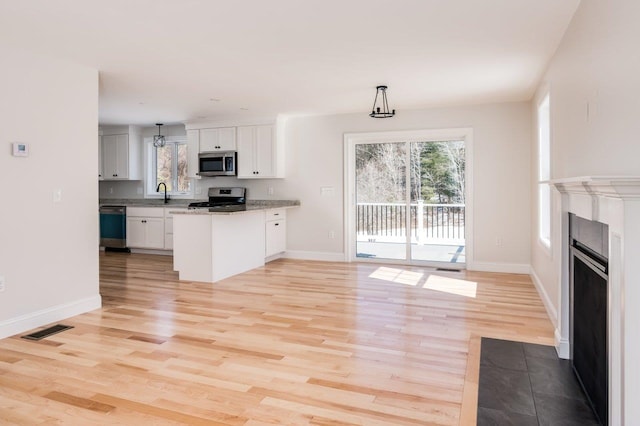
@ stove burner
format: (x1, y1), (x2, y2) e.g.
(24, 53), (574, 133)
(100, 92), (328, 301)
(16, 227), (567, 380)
(188, 187), (247, 211)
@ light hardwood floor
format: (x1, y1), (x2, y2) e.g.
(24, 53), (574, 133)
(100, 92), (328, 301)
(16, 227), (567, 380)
(0, 253), (554, 425)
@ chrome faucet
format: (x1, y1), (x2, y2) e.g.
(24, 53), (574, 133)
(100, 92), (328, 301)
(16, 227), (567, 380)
(156, 182), (169, 204)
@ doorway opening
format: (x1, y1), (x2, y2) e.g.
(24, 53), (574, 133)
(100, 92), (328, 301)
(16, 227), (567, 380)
(345, 129), (472, 267)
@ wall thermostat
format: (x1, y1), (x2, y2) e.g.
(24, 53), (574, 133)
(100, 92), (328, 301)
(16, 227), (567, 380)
(12, 142), (29, 157)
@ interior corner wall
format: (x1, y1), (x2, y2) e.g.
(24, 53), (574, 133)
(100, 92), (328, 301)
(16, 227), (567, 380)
(530, 0), (640, 326)
(530, 0), (640, 419)
(256, 103), (532, 267)
(0, 46), (100, 339)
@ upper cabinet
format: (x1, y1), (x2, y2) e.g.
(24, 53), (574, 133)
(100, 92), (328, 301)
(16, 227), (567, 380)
(199, 127), (236, 152)
(237, 124), (284, 179)
(102, 134), (129, 179)
(100, 125), (142, 181)
(184, 120), (285, 179)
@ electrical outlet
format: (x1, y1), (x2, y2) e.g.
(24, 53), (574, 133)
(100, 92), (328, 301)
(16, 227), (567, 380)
(268, 187), (274, 196)
(328, 231), (335, 239)
(0, 276), (5, 292)
(109, 187), (114, 194)
(136, 187), (143, 195)
(53, 189), (62, 203)
(496, 237), (503, 246)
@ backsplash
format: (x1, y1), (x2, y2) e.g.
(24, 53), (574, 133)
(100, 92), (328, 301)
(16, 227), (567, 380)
(99, 177), (291, 200)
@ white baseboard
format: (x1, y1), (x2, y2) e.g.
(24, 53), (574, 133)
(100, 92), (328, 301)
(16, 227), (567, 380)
(466, 261), (530, 274)
(555, 328), (570, 359)
(0, 295), (102, 340)
(283, 250), (346, 262)
(265, 252), (284, 263)
(529, 267), (567, 358)
(130, 248), (172, 256)
(529, 267), (558, 328)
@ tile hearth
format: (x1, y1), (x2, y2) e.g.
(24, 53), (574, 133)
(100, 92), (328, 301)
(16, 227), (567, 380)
(477, 338), (599, 425)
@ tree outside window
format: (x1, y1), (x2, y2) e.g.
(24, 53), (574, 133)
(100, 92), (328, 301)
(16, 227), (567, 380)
(154, 141), (191, 194)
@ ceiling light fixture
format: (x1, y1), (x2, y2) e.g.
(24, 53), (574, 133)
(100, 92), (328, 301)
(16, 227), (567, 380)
(369, 85), (395, 118)
(153, 123), (166, 148)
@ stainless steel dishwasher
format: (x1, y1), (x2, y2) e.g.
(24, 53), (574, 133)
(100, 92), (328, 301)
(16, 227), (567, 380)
(99, 205), (130, 252)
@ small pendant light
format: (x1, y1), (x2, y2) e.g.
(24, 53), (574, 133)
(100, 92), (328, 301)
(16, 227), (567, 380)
(369, 85), (396, 118)
(153, 123), (166, 148)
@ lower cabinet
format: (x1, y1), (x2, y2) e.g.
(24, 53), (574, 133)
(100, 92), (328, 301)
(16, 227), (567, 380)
(164, 208), (188, 250)
(126, 207), (165, 249)
(265, 209), (286, 257)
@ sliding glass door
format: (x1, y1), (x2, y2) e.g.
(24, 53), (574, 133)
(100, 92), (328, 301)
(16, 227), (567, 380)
(354, 139), (466, 266)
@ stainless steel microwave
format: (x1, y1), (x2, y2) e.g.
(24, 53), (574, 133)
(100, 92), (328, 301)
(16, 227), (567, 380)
(198, 151), (237, 176)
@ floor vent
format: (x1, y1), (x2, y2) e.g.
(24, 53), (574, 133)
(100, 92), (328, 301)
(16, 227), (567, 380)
(435, 267), (462, 272)
(21, 324), (74, 341)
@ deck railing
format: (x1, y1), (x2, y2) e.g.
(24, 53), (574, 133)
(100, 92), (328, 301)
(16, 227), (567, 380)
(356, 202), (465, 241)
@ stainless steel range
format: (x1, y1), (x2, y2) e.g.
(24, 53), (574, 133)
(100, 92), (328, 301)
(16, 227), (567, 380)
(188, 187), (247, 212)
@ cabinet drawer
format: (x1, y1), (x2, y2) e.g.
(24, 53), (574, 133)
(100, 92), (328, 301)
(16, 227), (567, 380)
(127, 207), (165, 218)
(266, 209), (286, 221)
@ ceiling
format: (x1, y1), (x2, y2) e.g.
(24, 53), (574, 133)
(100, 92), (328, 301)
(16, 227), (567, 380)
(0, 0), (580, 125)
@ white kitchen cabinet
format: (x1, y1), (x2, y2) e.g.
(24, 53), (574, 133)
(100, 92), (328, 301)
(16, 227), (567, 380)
(173, 211), (266, 282)
(101, 125), (142, 180)
(164, 207), (188, 250)
(265, 209), (286, 258)
(186, 129), (200, 179)
(199, 127), (236, 152)
(102, 134), (128, 179)
(126, 207), (165, 249)
(237, 124), (283, 179)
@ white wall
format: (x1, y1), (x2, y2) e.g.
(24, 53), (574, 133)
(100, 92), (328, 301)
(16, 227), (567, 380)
(531, 0), (640, 420)
(0, 46), (100, 338)
(531, 0), (640, 324)
(275, 105), (532, 266)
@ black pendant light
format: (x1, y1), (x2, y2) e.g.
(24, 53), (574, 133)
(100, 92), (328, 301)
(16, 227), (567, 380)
(153, 123), (166, 148)
(369, 85), (396, 118)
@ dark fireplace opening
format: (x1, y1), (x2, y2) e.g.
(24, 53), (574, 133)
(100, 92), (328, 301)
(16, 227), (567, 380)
(570, 214), (608, 425)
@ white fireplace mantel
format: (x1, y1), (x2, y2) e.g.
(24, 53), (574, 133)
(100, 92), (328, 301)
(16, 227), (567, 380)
(551, 176), (640, 425)
(553, 175), (640, 199)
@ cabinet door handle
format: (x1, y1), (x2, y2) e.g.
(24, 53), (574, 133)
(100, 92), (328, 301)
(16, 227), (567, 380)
(274, 223), (279, 226)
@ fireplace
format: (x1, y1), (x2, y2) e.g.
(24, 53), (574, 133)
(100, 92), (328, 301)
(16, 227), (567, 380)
(552, 176), (640, 425)
(570, 214), (608, 425)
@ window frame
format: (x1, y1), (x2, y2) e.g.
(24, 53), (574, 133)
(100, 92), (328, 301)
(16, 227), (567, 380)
(537, 92), (551, 251)
(144, 136), (193, 199)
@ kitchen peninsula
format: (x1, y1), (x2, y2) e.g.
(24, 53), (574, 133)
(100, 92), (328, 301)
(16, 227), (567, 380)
(172, 200), (298, 283)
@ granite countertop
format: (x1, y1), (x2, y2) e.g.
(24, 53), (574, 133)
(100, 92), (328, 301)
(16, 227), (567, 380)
(99, 199), (300, 212)
(170, 200), (300, 215)
(99, 199), (199, 208)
